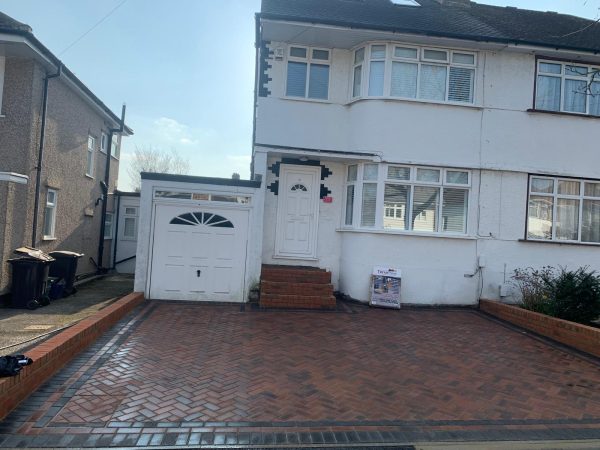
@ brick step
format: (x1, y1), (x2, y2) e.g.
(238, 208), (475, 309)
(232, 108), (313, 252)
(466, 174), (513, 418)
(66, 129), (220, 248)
(260, 293), (336, 310)
(260, 281), (333, 296)
(261, 270), (331, 284)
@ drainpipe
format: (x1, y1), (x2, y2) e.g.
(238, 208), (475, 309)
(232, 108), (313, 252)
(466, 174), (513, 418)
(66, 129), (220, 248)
(31, 65), (62, 247)
(111, 192), (121, 269)
(97, 103), (126, 272)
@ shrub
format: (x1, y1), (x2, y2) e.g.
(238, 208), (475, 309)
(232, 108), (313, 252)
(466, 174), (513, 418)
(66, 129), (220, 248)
(511, 266), (556, 316)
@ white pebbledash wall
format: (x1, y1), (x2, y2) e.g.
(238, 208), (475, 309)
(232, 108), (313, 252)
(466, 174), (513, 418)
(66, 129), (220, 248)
(254, 37), (600, 305)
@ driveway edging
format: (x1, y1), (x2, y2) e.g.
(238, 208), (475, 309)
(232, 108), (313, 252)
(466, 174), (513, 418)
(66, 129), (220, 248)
(0, 291), (144, 420)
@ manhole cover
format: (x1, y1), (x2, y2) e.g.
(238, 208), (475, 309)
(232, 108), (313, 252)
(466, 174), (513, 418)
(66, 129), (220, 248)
(24, 325), (53, 331)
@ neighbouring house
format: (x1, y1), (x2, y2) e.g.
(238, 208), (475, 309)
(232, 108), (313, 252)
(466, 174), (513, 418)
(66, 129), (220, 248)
(135, 0), (600, 306)
(0, 11), (132, 298)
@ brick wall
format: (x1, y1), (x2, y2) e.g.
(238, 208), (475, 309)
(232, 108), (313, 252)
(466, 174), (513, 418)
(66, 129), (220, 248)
(480, 299), (600, 358)
(0, 292), (144, 420)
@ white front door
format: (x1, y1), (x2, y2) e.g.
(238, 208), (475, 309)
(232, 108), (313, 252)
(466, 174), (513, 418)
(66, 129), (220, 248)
(275, 165), (320, 258)
(149, 204), (249, 302)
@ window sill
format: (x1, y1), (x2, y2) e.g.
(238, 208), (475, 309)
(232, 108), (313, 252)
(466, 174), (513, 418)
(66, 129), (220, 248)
(527, 109), (600, 120)
(346, 96), (483, 110)
(337, 228), (476, 240)
(111, 155), (120, 161)
(42, 237), (56, 241)
(282, 96), (333, 105)
(519, 238), (600, 248)
(85, 174), (94, 180)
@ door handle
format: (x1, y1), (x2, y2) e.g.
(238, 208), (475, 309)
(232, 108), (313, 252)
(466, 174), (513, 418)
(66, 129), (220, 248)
(196, 270), (201, 277)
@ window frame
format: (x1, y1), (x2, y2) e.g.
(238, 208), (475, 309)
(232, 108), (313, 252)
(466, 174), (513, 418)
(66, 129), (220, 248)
(342, 163), (471, 235)
(43, 189), (57, 240)
(526, 174), (600, 245)
(285, 45), (332, 101)
(86, 135), (96, 178)
(100, 132), (108, 154)
(122, 206), (139, 240)
(111, 134), (120, 160)
(104, 212), (114, 239)
(350, 42), (477, 105)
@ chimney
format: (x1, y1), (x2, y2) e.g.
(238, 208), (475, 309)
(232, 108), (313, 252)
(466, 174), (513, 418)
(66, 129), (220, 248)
(433, 0), (471, 6)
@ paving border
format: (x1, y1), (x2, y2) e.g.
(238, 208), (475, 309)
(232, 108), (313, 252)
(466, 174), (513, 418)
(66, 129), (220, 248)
(0, 292), (144, 421)
(480, 299), (600, 358)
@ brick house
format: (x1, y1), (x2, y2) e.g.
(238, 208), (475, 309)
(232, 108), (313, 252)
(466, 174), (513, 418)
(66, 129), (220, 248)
(0, 11), (132, 297)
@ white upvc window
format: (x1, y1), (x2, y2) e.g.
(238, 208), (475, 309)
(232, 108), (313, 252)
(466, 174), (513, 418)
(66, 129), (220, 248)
(535, 59), (600, 116)
(286, 46), (330, 100)
(0, 56), (5, 115)
(104, 212), (114, 239)
(86, 135), (95, 177)
(527, 175), (600, 244)
(43, 189), (57, 239)
(344, 163), (471, 234)
(111, 134), (120, 159)
(122, 206), (138, 240)
(100, 132), (108, 154)
(352, 43), (476, 104)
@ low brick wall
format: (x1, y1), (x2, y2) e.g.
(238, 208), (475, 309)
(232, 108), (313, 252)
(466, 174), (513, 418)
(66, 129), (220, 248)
(0, 292), (145, 420)
(480, 299), (600, 358)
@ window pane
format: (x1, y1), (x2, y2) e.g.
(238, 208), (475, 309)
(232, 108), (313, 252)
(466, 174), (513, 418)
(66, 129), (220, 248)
(387, 166), (410, 180)
(565, 65), (587, 76)
(590, 81), (600, 115)
(412, 186), (439, 232)
(353, 65), (362, 97)
(582, 199), (600, 243)
(442, 188), (468, 233)
(452, 53), (475, 65)
(383, 184), (410, 230)
(585, 182), (600, 197)
(536, 75), (561, 111)
(531, 178), (554, 193)
(555, 198), (579, 240)
(446, 170), (469, 185)
(558, 180), (580, 195)
(423, 49), (447, 61)
(391, 62), (417, 98)
(347, 165), (357, 182)
(43, 207), (54, 237)
(290, 47), (307, 58)
(125, 207), (137, 215)
(354, 48), (365, 64)
(416, 168), (440, 182)
(368, 61), (385, 96)
(87, 150), (94, 176)
(308, 64), (329, 99)
(448, 67), (474, 103)
(312, 49), (329, 60)
(345, 185), (355, 226)
(564, 79), (587, 113)
(124, 217), (136, 238)
(47, 190), (56, 204)
(371, 45), (386, 59)
(361, 183), (378, 227)
(286, 62), (307, 97)
(528, 195), (553, 239)
(539, 62), (562, 74)
(419, 65), (447, 101)
(394, 46), (417, 59)
(363, 164), (379, 180)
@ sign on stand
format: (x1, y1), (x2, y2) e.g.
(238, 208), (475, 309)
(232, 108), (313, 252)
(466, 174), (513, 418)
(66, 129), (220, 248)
(370, 266), (401, 309)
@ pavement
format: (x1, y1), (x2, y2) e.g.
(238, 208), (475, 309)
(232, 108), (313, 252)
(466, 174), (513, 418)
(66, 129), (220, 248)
(0, 301), (600, 448)
(0, 274), (134, 354)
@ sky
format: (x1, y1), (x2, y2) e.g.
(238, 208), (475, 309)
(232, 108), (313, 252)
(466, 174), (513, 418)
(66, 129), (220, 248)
(0, 0), (598, 190)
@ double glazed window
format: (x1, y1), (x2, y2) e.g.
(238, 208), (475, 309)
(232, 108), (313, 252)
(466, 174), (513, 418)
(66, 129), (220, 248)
(345, 164), (470, 234)
(528, 176), (600, 244)
(353, 44), (476, 104)
(43, 189), (57, 239)
(104, 213), (114, 239)
(123, 207), (138, 240)
(86, 135), (95, 177)
(535, 60), (600, 115)
(286, 46), (330, 100)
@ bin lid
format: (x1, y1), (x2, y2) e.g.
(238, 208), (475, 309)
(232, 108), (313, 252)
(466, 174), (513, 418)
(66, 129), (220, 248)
(14, 246), (54, 262)
(7, 256), (53, 264)
(48, 250), (84, 258)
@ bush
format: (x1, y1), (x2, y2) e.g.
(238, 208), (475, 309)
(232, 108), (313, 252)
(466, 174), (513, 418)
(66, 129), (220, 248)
(511, 266), (600, 325)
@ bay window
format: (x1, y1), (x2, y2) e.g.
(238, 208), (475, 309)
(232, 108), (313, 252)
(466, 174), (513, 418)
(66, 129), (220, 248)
(528, 175), (600, 244)
(286, 46), (330, 100)
(535, 59), (600, 115)
(344, 164), (470, 234)
(352, 44), (476, 104)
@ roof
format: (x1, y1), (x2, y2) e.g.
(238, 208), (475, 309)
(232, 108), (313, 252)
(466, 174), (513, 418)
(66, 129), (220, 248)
(260, 0), (600, 54)
(141, 172), (262, 188)
(0, 11), (132, 134)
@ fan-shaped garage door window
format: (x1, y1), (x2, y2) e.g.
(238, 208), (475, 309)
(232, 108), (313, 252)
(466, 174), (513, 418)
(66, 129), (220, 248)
(291, 184), (308, 192)
(170, 212), (234, 228)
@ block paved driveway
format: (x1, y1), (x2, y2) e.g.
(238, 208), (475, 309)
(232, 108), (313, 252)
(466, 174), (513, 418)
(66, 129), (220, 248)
(1, 301), (600, 448)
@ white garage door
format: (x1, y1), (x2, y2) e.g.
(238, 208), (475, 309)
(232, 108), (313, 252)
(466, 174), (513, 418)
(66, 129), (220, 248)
(149, 204), (249, 302)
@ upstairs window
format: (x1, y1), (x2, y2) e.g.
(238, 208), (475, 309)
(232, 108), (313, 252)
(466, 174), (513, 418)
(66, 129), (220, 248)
(100, 132), (108, 154)
(111, 134), (120, 159)
(86, 135), (95, 177)
(43, 189), (57, 239)
(352, 44), (476, 104)
(286, 46), (330, 100)
(535, 59), (600, 116)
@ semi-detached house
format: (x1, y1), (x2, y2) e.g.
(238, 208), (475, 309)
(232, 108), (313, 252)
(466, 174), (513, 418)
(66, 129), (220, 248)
(135, 0), (600, 306)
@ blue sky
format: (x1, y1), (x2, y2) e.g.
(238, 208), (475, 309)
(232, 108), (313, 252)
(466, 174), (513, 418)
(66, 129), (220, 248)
(1, 0), (598, 190)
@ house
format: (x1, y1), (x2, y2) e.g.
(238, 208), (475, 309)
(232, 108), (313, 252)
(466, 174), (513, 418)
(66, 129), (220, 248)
(135, 0), (600, 306)
(0, 11), (132, 299)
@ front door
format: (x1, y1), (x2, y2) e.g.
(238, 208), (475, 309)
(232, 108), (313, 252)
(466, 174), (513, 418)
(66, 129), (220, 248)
(275, 165), (320, 258)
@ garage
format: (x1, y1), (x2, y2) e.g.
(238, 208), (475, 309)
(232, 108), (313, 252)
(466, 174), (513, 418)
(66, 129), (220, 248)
(135, 173), (264, 303)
